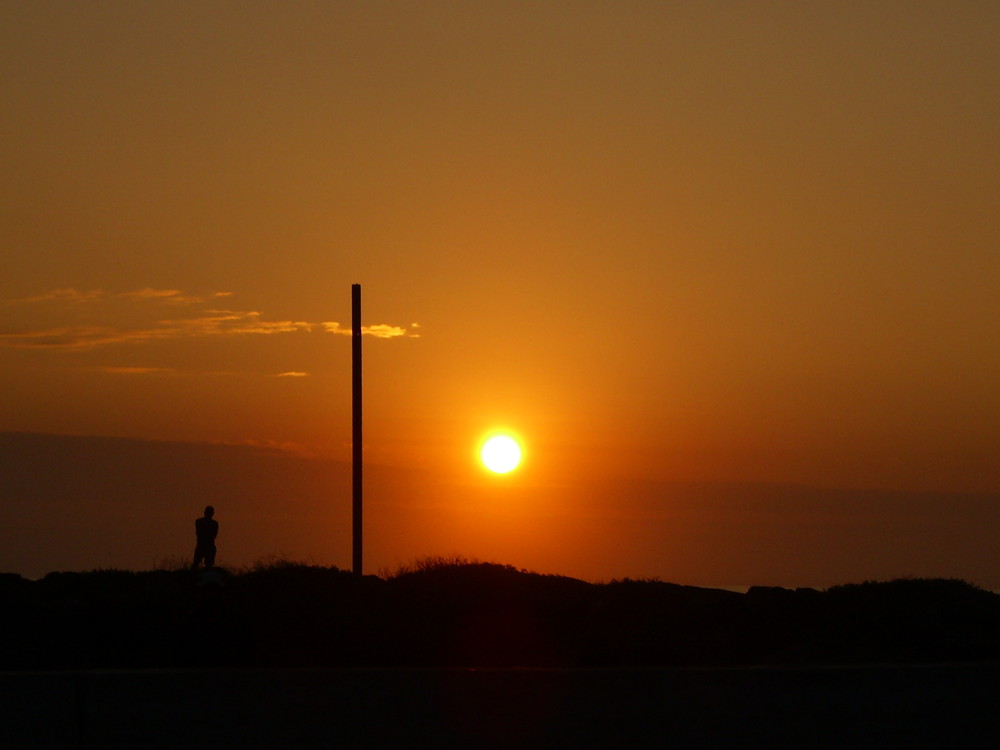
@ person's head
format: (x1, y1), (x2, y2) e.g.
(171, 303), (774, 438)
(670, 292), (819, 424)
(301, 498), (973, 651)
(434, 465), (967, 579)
(204, 506), (215, 518)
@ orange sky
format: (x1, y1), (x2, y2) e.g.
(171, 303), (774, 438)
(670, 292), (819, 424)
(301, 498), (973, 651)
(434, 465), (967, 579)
(2, 3), (999, 586)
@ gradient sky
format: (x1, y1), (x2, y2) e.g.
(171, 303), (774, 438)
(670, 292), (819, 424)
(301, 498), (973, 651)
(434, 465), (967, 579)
(3, 2), (999, 586)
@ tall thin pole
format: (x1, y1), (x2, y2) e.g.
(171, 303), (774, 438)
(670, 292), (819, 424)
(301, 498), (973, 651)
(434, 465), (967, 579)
(351, 283), (363, 575)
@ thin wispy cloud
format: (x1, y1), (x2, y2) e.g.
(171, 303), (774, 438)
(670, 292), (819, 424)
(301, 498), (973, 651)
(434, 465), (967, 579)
(98, 366), (175, 374)
(11, 288), (103, 304)
(12, 288), (235, 306)
(276, 371), (309, 377)
(0, 326), (138, 350)
(120, 288), (184, 301)
(120, 288), (233, 305)
(321, 322), (412, 339)
(1, 314), (311, 349)
(0, 288), (419, 349)
(158, 311), (314, 337)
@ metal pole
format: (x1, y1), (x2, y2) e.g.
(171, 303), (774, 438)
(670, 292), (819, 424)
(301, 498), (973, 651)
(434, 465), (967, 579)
(351, 283), (363, 575)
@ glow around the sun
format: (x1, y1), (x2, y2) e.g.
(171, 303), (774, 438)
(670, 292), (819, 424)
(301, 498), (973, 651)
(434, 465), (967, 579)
(480, 434), (523, 474)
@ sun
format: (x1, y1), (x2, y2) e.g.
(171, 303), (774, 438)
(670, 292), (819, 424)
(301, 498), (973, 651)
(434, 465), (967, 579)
(480, 434), (522, 474)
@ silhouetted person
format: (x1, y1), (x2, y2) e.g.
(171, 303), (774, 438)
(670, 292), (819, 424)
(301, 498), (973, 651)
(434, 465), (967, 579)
(193, 506), (219, 569)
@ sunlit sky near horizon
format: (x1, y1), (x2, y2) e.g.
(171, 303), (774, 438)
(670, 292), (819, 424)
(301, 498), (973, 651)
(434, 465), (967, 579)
(2, 2), (999, 586)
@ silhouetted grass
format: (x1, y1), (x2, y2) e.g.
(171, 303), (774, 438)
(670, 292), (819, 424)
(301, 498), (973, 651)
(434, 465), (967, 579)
(2, 560), (999, 669)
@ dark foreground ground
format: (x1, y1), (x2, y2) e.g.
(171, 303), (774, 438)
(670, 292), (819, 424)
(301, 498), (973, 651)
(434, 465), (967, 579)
(5, 565), (1000, 749)
(5, 562), (1000, 669)
(5, 563), (1000, 747)
(3, 664), (1000, 749)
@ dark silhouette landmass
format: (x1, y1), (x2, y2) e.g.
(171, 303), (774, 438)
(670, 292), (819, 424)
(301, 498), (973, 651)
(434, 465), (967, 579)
(2, 559), (999, 670)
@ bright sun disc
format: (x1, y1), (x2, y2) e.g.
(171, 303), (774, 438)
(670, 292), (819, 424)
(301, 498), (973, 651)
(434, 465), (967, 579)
(480, 435), (522, 474)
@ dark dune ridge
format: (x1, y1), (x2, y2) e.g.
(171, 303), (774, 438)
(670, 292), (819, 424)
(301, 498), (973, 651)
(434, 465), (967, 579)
(3, 560), (999, 670)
